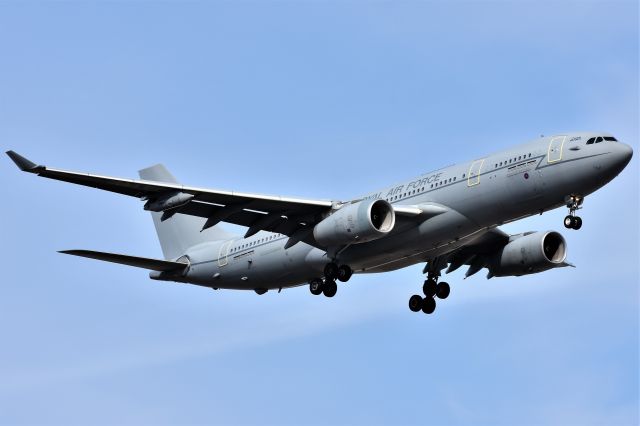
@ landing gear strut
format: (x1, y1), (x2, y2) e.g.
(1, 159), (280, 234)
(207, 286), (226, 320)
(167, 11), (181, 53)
(564, 195), (583, 230)
(309, 262), (353, 298)
(409, 268), (451, 315)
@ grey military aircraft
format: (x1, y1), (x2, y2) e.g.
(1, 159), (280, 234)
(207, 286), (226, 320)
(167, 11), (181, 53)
(6, 132), (633, 315)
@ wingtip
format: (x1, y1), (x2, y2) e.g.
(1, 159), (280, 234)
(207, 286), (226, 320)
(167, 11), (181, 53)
(59, 250), (81, 255)
(6, 150), (43, 172)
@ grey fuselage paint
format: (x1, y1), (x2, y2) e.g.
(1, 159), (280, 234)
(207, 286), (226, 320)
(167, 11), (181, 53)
(154, 132), (633, 291)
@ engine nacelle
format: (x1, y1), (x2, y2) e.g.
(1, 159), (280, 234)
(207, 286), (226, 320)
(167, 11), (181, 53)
(491, 231), (567, 277)
(313, 199), (395, 247)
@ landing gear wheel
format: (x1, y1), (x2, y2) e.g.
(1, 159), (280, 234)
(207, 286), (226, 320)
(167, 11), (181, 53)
(323, 280), (337, 298)
(564, 215), (575, 229)
(409, 295), (423, 312)
(422, 279), (437, 297)
(436, 282), (450, 299)
(324, 263), (339, 280)
(421, 297), (436, 314)
(309, 279), (323, 296)
(337, 265), (353, 282)
(573, 216), (582, 230)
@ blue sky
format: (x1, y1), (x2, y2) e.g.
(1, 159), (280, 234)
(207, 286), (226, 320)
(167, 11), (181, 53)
(0, 1), (637, 425)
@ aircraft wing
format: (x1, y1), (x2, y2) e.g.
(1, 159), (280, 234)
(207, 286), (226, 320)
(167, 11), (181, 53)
(441, 228), (510, 278)
(442, 228), (574, 279)
(6, 151), (335, 246)
(7, 151), (447, 249)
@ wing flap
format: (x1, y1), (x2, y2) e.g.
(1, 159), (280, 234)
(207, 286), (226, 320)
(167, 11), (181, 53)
(59, 250), (189, 272)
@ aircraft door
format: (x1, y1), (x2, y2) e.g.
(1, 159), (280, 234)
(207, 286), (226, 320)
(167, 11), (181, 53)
(217, 240), (233, 267)
(547, 135), (566, 163)
(467, 159), (484, 186)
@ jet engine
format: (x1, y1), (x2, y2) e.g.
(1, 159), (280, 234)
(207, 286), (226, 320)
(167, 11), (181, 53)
(313, 199), (395, 247)
(490, 231), (568, 277)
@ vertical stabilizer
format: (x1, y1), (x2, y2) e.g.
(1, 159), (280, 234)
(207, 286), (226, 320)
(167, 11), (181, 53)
(139, 164), (233, 259)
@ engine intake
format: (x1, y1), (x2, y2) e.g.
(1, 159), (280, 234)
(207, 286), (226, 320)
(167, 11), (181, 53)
(491, 231), (567, 277)
(313, 199), (395, 247)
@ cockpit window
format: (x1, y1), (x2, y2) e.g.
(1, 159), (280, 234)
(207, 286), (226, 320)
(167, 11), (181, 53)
(587, 136), (617, 144)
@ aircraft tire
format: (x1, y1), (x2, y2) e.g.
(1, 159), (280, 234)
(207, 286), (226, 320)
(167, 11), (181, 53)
(309, 279), (324, 296)
(421, 297), (436, 314)
(564, 215), (575, 229)
(323, 280), (337, 298)
(409, 295), (423, 312)
(324, 263), (339, 280)
(337, 265), (352, 282)
(436, 282), (450, 299)
(423, 279), (437, 297)
(573, 216), (582, 230)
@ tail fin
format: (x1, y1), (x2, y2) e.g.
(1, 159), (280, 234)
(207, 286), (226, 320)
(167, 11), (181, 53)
(139, 164), (233, 260)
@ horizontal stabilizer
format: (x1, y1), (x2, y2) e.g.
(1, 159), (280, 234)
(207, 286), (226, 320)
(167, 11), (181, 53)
(59, 249), (188, 272)
(6, 150), (42, 172)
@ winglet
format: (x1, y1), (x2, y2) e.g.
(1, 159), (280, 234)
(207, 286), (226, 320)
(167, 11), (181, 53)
(6, 151), (43, 173)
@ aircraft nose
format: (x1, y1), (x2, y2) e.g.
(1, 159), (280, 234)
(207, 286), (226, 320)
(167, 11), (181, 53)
(608, 142), (633, 176)
(618, 142), (633, 166)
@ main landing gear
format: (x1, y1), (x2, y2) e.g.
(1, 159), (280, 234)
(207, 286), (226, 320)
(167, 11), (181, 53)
(564, 195), (583, 230)
(309, 262), (353, 298)
(408, 274), (450, 315)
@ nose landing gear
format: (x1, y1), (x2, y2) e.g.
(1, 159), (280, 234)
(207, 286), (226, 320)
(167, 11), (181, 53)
(564, 195), (583, 230)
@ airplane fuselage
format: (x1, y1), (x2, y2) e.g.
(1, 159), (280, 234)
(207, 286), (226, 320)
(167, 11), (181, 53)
(167, 132), (632, 292)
